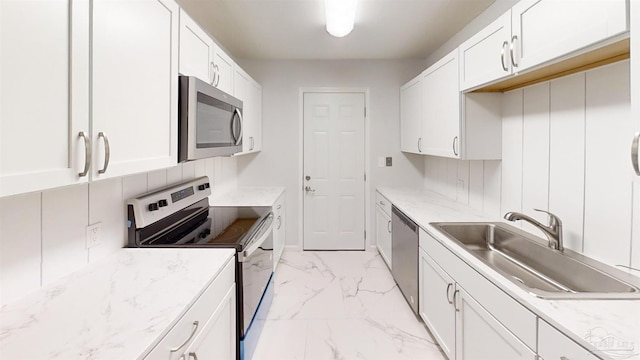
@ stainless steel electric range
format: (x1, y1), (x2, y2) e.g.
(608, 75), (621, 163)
(127, 176), (273, 360)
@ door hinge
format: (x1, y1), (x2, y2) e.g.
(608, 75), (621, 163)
(364, 230), (366, 240)
(364, 107), (366, 117)
(364, 173), (366, 182)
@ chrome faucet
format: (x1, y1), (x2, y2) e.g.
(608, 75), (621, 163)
(503, 209), (564, 251)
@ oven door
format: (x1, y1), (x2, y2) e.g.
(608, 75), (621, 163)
(238, 213), (274, 335)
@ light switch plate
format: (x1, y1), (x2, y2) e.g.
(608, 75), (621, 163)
(86, 222), (102, 249)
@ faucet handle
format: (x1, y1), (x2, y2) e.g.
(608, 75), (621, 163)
(533, 209), (562, 227)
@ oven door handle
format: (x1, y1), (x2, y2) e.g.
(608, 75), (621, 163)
(239, 213), (274, 262)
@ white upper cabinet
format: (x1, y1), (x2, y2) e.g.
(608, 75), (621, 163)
(233, 66), (262, 155)
(214, 45), (235, 95)
(422, 50), (461, 158)
(400, 73), (423, 154)
(460, 11), (513, 91)
(179, 9), (216, 84)
(512, 0), (627, 73)
(461, 0), (628, 92)
(92, 0), (179, 180)
(402, 49), (502, 160)
(0, 0), (90, 197)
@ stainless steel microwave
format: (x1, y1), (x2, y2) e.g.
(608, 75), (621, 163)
(178, 75), (243, 162)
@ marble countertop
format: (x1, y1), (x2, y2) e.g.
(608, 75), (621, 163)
(0, 248), (235, 360)
(377, 186), (640, 360)
(210, 186), (285, 207)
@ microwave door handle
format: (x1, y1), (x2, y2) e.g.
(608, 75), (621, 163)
(233, 108), (243, 146)
(240, 214), (274, 261)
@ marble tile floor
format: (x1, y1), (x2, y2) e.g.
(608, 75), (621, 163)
(252, 249), (446, 360)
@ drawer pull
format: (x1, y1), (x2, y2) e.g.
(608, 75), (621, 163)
(379, 200), (386, 206)
(170, 320), (199, 353)
(387, 220), (392, 234)
(189, 352), (199, 360)
(446, 283), (453, 304)
(453, 289), (460, 311)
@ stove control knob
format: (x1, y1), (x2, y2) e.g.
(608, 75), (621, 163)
(204, 228), (211, 235)
(198, 184), (206, 191)
(205, 182), (210, 188)
(148, 203), (159, 211)
(199, 232), (207, 239)
(158, 199), (168, 207)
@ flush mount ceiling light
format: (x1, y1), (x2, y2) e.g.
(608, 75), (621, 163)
(325, 0), (358, 37)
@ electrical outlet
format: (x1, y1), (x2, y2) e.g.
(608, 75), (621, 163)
(86, 222), (102, 249)
(378, 157), (385, 167)
(386, 157), (392, 166)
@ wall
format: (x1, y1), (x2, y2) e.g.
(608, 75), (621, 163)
(235, 59), (427, 249)
(424, 60), (640, 269)
(0, 157), (238, 305)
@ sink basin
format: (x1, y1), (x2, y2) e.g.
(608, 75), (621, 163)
(431, 222), (640, 299)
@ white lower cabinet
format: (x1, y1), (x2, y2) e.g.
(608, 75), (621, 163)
(538, 320), (599, 360)
(375, 202), (392, 269)
(456, 287), (536, 360)
(182, 286), (236, 360)
(145, 259), (236, 360)
(419, 249), (455, 358)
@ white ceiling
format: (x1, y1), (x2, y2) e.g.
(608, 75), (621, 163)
(176, 0), (496, 60)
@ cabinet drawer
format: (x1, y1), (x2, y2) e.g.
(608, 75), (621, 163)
(144, 258), (235, 360)
(420, 228), (537, 350)
(538, 320), (600, 360)
(375, 192), (391, 216)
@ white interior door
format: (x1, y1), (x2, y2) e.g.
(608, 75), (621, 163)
(303, 92), (365, 250)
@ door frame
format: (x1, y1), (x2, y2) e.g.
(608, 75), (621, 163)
(298, 88), (371, 250)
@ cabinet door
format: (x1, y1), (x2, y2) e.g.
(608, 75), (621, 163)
(213, 45), (234, 95)
(0, 0), (90, 197)
(512, 0), (627, 73)
(182, 285), (236, 360)
(92, 0), (179, 180)
(249, 78), (263, 152)
(179, 9), (215, 84)
(233, 66), (261, 154)
(538, 320), (599, 360)
(422, 49), (460, 158)
(375, 206), (392, 269)
(459, 11), (512, 91)
(632, 0), (640, 268)
(418, 248), (455, 359)
(400, 74), (423, 154)
(456, 288), (536, 360)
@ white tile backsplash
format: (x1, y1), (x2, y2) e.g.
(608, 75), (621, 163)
(424, 60), (637, 269)
(468, 161), (484, 211)
(0, 157), (239, 305)
(42, 184), (89, 285)
(0, 193), (42, 304)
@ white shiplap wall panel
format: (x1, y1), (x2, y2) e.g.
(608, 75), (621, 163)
(42, 184), (89, 285)
(548, 73), (585, 253)
(89, 178), (124, 263)
(147, 169), (168, 191)
(521, 83), (550, 235)
(583, 61), (633, 266)
(469, 161), (484, 211)
(166, 164), (183, 185)
(0, 193), (41, 305)
(500, 89), (524, 219)
(483, 160), (502, 218)
(457, 160), (470, 205)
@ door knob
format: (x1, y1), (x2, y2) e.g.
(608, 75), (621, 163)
(305, 186), (316, 193)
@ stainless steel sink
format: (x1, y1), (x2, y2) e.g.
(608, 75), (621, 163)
(431, 222), (640, 299)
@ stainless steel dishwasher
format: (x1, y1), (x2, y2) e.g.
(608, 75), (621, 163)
(391, 205), (419, 315)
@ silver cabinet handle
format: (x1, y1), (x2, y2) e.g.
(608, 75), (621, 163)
(446, 283), (453, 304)
(170, 321), (199, 353)
(500, 40), (509, 72)
(78, 132), (91, 177)
(560, 357), (569, 360)
(250, 136), (254, 151)
(305, 186), (316, 193)
(379, 200), (386, 206)
(277, 215), (282, 230)
(97, 132), (110, 174)
(387, 220), (392, 234)
(510, 35), (518, 68)
(418, 138), (422, 153)
(189, 352), (199, 360)
(209, 61), (216, 85)
(277, 204), (282, 210)
(452, 136), (459, 157)
(214, 64), (220, 87)
(632, 132), (640, 176)
(453, 289), (460, 311)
